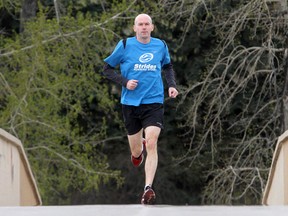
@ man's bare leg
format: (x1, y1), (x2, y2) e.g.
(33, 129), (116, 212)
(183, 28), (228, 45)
(144, 126), (161, 186)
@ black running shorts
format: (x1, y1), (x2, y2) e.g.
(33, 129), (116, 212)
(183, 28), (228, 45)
(122, 103), (164, 135)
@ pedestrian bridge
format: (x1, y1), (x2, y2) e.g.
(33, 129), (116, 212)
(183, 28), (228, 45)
(1, 128), (288, 215)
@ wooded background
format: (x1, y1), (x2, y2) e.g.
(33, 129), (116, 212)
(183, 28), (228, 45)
(1, 0), (288, 205)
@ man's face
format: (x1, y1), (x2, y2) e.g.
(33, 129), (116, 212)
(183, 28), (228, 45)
(133, 15), (154, 41)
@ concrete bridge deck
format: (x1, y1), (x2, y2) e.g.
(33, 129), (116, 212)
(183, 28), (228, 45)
(1, 205), (288, 216)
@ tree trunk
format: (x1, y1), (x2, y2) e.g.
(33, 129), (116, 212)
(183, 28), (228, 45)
(20, 0), (37, 32)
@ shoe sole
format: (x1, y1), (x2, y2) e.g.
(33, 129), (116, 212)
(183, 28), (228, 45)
(141, 189), (156, 205)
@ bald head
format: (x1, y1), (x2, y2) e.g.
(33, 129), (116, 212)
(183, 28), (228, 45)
(133, 13), (154, 43)
(134, 14), (153, 25)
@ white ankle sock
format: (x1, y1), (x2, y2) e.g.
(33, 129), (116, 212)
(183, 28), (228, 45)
(144, 184), (152, 191)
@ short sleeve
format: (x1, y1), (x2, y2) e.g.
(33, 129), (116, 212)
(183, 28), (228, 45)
(104, 40), (125, 67)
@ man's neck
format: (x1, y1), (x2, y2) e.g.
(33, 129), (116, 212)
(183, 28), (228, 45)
(136, 37), (151, 44)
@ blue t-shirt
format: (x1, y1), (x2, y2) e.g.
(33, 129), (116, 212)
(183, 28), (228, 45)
(104, 37), (171, 106)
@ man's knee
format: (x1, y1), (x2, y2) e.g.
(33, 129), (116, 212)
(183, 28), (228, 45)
(145, 138), (158, 152)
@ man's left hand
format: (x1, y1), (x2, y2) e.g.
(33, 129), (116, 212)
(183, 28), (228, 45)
(168, 87), (178, 98)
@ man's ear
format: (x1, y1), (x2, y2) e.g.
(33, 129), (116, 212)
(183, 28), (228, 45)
(133, 25), (136, 32)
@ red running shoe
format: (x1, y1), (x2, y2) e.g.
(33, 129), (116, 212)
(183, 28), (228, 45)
(131, 139), (146, 167)
(141, 186), (156, 205)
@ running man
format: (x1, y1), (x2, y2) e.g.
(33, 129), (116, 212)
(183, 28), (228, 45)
(102, 13), (178, 204)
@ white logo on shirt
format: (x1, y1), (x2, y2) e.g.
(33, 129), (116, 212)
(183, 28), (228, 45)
(139, 53), (154, 63)
(134, 64), (156, 71)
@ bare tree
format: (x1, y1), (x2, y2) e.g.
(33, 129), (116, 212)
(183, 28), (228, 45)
(158, 0), (288, 204)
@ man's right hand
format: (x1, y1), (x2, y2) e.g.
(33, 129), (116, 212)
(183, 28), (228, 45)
(126, 80), (139, 90)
